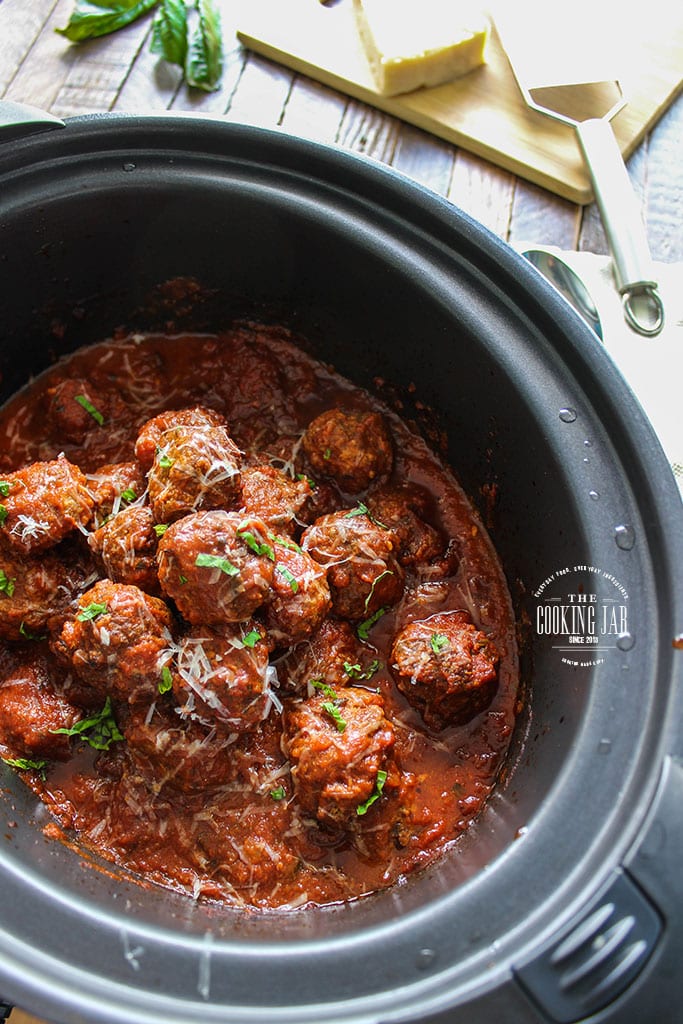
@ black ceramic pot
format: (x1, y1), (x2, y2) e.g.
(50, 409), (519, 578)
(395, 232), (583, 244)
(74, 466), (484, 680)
(0, 103), (681, 1024)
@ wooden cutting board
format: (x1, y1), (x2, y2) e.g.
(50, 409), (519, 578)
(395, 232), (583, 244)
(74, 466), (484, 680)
(236, 0), (683, 204)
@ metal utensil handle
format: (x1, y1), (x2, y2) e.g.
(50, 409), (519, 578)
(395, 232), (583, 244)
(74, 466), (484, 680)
(575, 117), (664, 336)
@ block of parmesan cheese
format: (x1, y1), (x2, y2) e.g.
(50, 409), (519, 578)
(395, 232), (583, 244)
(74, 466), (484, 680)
(353, 0), (489, 97)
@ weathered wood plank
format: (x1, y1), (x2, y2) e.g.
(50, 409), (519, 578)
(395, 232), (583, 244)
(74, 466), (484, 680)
(279, 74), (347, 144)
(508, 179), (580, 251)
(644, 93), (683, 263)
(223, 52), (292, 127)
(0, 0), (58, 96)
(449, 151), (515, 240)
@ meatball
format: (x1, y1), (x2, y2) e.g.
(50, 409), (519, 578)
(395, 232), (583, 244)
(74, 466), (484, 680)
(280, 618), (365, 695)
(0, 457), (94, 555)
(52, 580), (174, 706)
(147, 422), (242, 524)
(240, 464), (312, 537)
(302, 409), (393, 494)
(170, 623), (274, 733)
(283, 687), (395, 828)
(89, 505), (159, 593)
(0, 542), (97, 642)
(301, 508), (404, 620)
(264, 541), (331, 646)
(87, 461), (146, 528)
(366, 484), (445, 568)
(125, 701), (236, 793)
(390, 610), (499, 729)
(0, 651), (81, 762)
(46, 378), (110, 446)
(157, 511), (275, 625)
(134, 406), (228, 472)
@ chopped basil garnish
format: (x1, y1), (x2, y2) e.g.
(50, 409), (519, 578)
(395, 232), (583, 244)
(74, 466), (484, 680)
(321, 700), (346, 733)
(120, 487), (137, 503)
(153, 523), (168, 537)
(275, 564), (299, 593)
(0, 505), (8, 526)
(270, 785), (286, 801)
(268, 532), (302, 554)
(242, 628), (261, 649)
(310, 679), (337, 699)
(74, 393), (105, 425)
(430, 632), (450, 654)
(237, 527), (275, 561)
(296, 473), (316, 489)
(157, 451), (174, 469)
(195, 552), (239, 576)
(158, 665), (173, 694)
(344, 659), (381, 681)
(356, 769), (387, 816)
(52, 696), (123, 751)
(2, 756), (48, 780)
(345, 502), (387, 529)
(357, 606), (387, 642)
(0, 482), (11, 497)
(0, 570), (16, 598)
(19, 621), (46, 641)
(77, 601), (108, 622)
(323, 448), (331, 460)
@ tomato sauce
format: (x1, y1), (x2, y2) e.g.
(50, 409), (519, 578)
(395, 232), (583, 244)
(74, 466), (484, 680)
(0, 322), (519, 910)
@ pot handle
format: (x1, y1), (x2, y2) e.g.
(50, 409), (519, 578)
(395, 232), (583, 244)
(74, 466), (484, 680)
(0, 101), (65, 142)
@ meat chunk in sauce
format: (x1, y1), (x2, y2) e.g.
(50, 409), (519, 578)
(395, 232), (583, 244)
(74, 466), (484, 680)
(89, 505), (160, 594)
(0, 457), (94, 555)
(280, 619), (363, 695)
(240, 464), (312, 537)
(366, 484), (446, 569)
(391, 610), (499, 729)
(146, 423), (242, 524)
(302, 409), (393, 494)
(0, 542), (96, 642)
(134, 406), (228, 472)
(0, 652), (81, 762)
(157, 511), (274, 625)
(264, 541), (331, 646)
(46, 378), (112, 446)
(170, 623), (274, 733)
(301, 508), (404, 620)
(284, 686), (395, 828)
(52, 580), (174, 706)
(87, 461), (146, 528)
(125, 701), (236, 793)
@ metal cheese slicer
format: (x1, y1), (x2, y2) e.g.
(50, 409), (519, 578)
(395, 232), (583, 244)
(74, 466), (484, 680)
(494, 5), (664, 337)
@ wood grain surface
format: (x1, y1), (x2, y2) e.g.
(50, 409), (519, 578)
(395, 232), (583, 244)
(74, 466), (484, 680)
(0, 2), (682, 1022)
(237, 0), (683, 203)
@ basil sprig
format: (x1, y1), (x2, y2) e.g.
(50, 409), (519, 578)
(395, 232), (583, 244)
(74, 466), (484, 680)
(57, 0), (223, 92)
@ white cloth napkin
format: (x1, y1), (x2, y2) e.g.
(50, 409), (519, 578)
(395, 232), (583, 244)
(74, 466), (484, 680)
(518, 246), (683, 498)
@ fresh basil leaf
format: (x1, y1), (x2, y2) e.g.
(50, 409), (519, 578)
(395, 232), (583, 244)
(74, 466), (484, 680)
(3, 756), (49, 780)
(321, 700), (346, 733)
(195, 552), (239, 577)
(52, 696), (123, 751)
(150, 0), (188, 67)
(56, 0), (159, 42)
(185, 0), (222, 92)
(356, 768), (387, 816)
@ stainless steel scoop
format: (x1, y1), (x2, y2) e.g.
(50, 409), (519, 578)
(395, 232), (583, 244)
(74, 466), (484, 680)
(494, 7), (665, 337)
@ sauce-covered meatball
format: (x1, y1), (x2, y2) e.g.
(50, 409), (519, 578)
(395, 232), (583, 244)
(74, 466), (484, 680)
(390, 610), (499, 729)
(264, 541), (332, 646)
(366, 484), (445, 568)
(52, 580), (174, 706)
(157, 511), (275, 625)
(170, 623), (274, 733)
(0, 542), (96, 642)
(280, 619), (361, 694)
(302, 409), (393, 494)
(134, 406), (228, 472)
(87, 461), (146, 528)
(283, 686), (395, 828)
(46, 378), (111, 446)
(147, 423), (242, 524)
(0, 651), (81, 762)
(0, 457), (94, 555)
(240, 464), (312, 537)
(89, 505), (159, 593)
(125, 701), (236, 793)
(301, 508), (404, 620)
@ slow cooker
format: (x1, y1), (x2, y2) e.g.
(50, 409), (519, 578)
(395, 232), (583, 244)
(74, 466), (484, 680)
(0, 102), (681, 1024)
